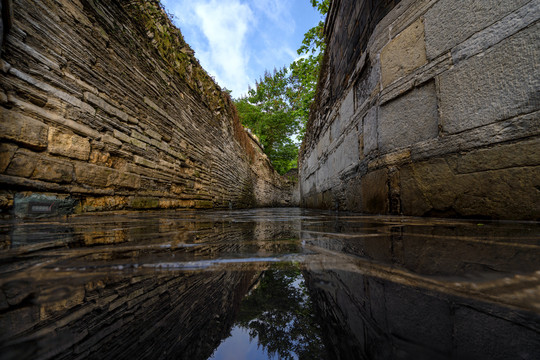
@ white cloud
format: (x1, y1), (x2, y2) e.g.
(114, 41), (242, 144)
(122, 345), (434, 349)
(159, 0), (302, 97)
(193, 0), (254, 96)
(252, 0), (294, 33)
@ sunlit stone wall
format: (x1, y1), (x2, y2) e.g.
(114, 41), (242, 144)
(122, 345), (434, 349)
(0, 0), (294, 217)
(299, 0), (540, 219)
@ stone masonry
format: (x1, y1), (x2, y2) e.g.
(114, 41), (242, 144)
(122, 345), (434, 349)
(0, 0), (294, 217)
(299, 0), (540, 220)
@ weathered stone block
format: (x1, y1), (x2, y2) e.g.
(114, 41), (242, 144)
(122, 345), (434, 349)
(75, 163), (115, 188)
(113, 129), (131, 143)
(48, 127), (91, 160)
(400, 157), (540, 219)
(400, 158), (462, 216)
(32, 157), (74, 183)
(107, 171), (141, 189)
(439, 23), (540, 134)
(129, 137), (147, 150)
(146, 128), (162, 141)
(361, 168), (389, 214)
(133, 155), (156, 169)
(132, 130), (152, 145)
(451, 1), (540, 64)
(130, 197), (160, 209)
(344, 174), (362, 211)
(355, 60), (380, 108)
(195, 200), (213, 209)
(447, 138), (540, 174)
(5, 149), (37, 177)
(10, 68), (95, 114)
(424, 0), (530, 60)
(0, 143), (17, 172)
(339, 90), (355, 123)
(331, 131), (359, 175)
(380, 18), (427, 87)
(379, 81), (438, 152)
(362, 107), (378, 156)
(102, 134), (122, 147)
(0, 108), (48, 150)
(84, 92), (129, 122)
(78, 196), (128, 212)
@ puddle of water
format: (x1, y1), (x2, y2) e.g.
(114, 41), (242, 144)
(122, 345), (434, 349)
(0, 208), (539, 359)
(210, 265), (326, 360)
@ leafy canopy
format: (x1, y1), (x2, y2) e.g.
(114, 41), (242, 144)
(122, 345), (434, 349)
(234, 0), (329, 175)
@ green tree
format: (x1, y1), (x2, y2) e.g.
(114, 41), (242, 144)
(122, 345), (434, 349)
(235, 68), (300, 175)
(290, 0), (329, 139)
(235, 0), (329, 175)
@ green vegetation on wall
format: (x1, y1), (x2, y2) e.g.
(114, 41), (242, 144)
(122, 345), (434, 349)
(125, 0), (230, 114)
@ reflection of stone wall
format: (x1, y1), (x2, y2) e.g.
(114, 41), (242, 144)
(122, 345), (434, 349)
(0, 209), (305, 359)
(0, 269), (256, 360)
(305, 269), (540, 360)
(0, 0), (294, 217)
(301, 217), (540, 359)
(299, 0), (540, 219)
(303, 222), (540, 278)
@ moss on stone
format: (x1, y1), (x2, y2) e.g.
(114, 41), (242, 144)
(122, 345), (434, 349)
(130, 196), (161, 209)
(125, 0), (232, 115)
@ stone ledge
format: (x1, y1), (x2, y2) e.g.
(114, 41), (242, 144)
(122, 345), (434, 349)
(451, 1), (540, 64)
(84, 92), (129, 122)
(8, 96), (101, 139)
(379, 52), (452, 106)
(368, 111), (540, 170)
(9, 67), (95, 114)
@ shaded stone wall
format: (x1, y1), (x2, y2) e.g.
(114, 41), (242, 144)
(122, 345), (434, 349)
(301, 220), (540, 359)
(0, 0), (294, 217)
(0, 269), (257, 360)
(299, 0), (540, 219)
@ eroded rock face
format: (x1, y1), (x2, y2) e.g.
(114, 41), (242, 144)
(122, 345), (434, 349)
(0, 0), (295, 216)
(299, 0), (540, 220)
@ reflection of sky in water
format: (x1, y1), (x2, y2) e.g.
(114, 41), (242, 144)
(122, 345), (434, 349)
(209, 326), (280, 360)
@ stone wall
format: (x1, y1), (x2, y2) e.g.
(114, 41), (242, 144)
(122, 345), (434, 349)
(299, 0), (540, 220)
(0, 0), (294, 217)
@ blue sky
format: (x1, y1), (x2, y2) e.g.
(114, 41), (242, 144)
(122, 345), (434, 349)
(160, 0), (322, 98)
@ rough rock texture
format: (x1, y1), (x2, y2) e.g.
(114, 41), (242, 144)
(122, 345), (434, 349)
(299, 0), (540, 220)
(0, 0), (294, 217)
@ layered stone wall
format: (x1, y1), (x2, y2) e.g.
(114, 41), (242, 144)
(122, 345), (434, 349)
(0, 0), (293, 217)
(299, 0), (540, 219)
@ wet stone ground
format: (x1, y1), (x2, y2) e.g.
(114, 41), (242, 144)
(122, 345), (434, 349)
(0, 208), (539, 359)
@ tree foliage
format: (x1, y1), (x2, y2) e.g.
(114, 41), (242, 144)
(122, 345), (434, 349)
(234, 0), (329, 175)
(235, 266), (327, 359)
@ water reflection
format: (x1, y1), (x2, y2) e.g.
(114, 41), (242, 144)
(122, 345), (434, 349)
(0, 208), (539, 359)
(211, 264), (327, 360)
